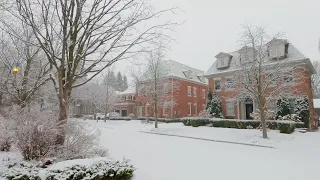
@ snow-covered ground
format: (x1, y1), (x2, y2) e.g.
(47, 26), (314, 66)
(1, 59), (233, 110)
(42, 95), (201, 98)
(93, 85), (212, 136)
(1, 120), (320, 180)
(94, 120), (320, 180)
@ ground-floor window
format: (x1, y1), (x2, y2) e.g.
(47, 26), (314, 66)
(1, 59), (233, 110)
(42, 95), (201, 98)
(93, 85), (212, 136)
(163, 107), (169, 115)
(194, 104), (197, 115)
(188, 103), (192, 115)
(226, 102), (234, 116)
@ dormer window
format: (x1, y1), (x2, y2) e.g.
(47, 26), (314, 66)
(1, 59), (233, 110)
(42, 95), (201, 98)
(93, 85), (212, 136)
(267, 39), (289, 60)
(197, 75), (206, 83)
(215, 52), (232, 69)
(239, 46), (255, 64)
(183, 70), (192, 79)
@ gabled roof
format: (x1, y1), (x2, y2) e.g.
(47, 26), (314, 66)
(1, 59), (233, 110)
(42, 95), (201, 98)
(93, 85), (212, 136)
(117, 86), (136, 95)
(139, 60), (207, 85)
(215, 52), (232, 58)
(205, 39), (315, 77)
(164, 60), (208, 85)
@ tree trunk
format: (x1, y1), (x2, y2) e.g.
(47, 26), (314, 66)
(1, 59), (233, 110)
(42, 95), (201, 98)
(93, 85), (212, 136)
(259, 100), (268, 138)
(154, 102), (158, 128)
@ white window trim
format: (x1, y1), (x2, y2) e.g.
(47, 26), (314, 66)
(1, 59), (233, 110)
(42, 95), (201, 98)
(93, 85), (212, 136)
(226, 78), (235, 90)
(214, 80), (221, 91)
(283, 70), (294, 84)
(193, 87), (197, 97)
(187, 86), (192, 97)
(163, 106), (169, 115)
(226, 101), (234, 116)
(202, 89), (206, 99)
(194, 103), (197, 115)
(188, 103), (192, 115)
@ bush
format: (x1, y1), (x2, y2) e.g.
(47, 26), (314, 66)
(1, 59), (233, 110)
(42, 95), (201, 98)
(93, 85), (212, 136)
(110, 117), (132, 121)
(4, 158), (134, 180)
(182, 118), (302, 134)
(278, 123), (295, 134)
(56, 120), (108, 161)
(3, 106), (59, 160)
(0, 116), (14, 152)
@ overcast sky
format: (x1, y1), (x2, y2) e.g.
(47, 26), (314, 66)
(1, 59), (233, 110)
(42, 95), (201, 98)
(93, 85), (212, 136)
(114, 0), (320, 82)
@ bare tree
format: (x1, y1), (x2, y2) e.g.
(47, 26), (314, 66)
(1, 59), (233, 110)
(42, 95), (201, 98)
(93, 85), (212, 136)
(9, 0), (177, 144)
(0, 19), (51, 108)
(130, 45), (179, 128)
(232, 25), (309, 138)
(72, 78), (118, 121)
(311, 61), (320, 98)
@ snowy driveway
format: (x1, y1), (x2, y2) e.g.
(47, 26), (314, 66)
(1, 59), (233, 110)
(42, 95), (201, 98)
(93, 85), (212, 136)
(91, 120), (319, 180)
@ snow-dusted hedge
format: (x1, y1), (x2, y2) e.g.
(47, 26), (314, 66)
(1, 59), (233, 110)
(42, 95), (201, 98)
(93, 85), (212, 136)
(4, 158), (134, 180)
(137, 117), (183, 123)
(109, 117), (132, 121)
(182, 118), (304, 134)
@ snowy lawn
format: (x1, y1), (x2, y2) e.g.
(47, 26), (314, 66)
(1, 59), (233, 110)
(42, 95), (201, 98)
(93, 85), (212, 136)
(1, 120), (320, 180)
(92, 120), (320, 180)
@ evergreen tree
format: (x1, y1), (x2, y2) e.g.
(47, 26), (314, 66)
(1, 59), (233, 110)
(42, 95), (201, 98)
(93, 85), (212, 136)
(104, 70), (116, 88)
(122, 75), (128, 91)
(211, 91), (223, 118)
(276, 96), (291, 119)
(206, 89), (213, 112)
(294, 96), (310, 128)
(116, 72), (123, 91)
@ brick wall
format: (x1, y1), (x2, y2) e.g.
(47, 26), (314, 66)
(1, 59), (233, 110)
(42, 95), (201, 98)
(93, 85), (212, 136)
(207, 67), (316, 128)
(136, 78), (208, 119)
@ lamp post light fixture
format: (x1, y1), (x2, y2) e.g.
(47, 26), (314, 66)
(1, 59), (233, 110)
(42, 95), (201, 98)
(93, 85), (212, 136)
(12, 67), (19, 73)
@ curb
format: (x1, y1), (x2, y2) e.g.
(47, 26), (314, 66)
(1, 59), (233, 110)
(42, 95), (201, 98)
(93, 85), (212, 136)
(139, 131), (275, 149)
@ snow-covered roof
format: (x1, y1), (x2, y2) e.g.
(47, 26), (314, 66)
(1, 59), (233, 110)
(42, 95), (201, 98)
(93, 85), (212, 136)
(313, 99), (320, 109)
(163, 60), (208, 85)
(205, 39), (316, 78)
(117, 86), (136, 95)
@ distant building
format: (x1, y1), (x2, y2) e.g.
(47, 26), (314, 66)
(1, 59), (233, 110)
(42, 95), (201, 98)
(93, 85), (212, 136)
(114, 87), (136, 117)
(135, 60), (208, 119)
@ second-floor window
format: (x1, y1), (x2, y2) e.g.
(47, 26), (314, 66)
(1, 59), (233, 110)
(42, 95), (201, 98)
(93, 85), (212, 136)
(187, 86), (191, 96)
(202, 89), (206, 98)
(163, 84), (169, 93)
(215, 80), (221, 90)
(193, 87), (197, 97)
(226, 79), (235, 89)
(283, 71), (294, 83)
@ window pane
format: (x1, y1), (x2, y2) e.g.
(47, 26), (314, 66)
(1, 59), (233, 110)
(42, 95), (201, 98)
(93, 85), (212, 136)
(226, 79), (235, 88)
(226, 102), (234, 116)
(215, 80), (221, 90)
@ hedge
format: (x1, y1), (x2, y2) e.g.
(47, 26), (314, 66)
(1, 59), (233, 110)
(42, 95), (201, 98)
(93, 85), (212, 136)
(4, 158), (134, 180)
(182, 118), (304, 134)
(137, 117), (183, 123)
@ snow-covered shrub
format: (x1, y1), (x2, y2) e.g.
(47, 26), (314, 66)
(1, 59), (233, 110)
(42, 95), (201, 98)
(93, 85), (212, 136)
(210, 92), (223, 118)
(250, 109), (274, 120)
(0, 116), (14, 152)
(278, 114), (301, 122)
(3, 106), (59, 160)
(294, 96), (310, 128)
(46, 158), (134, 180)
(276, 97), (292, 119)
(181, 118), (302, 134)
(56, 120), (108, 161)
(3, 158), (134, 180)
(199, 110), (212, 118)
(278, 123), (295, 134)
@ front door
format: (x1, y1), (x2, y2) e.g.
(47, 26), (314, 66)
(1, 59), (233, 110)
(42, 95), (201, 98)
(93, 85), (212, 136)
(245, 104), (253, 120)
(121, 110), (127, 117)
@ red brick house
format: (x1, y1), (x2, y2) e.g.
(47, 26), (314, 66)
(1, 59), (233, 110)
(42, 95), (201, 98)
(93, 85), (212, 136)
(114, 88), (136, 117)
(136, 60), (208, 119)
(204, 39), (317, 127)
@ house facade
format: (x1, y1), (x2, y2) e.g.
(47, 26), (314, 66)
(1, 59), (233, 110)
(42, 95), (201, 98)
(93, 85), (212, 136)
(136, 60), (208, 119)
(204, 39), (317, 127)
(114, 88), (136, 117)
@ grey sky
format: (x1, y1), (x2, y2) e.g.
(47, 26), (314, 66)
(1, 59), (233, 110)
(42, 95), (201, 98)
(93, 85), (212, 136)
(114, 0), (320, 82)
